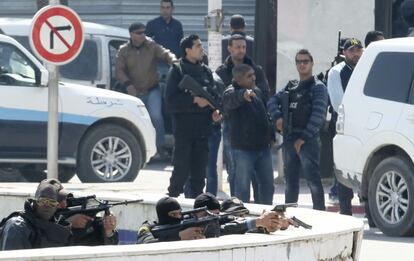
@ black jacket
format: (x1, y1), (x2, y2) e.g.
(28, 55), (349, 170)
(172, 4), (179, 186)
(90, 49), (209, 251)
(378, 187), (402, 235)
(0, 200), (71, 251)
(216, 56), (270, 102)
(223, 82), (272, 150)
(165, 58), (215, 138)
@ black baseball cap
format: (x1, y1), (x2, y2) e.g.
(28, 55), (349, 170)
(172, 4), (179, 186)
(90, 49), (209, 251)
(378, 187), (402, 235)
(221, 197), (249, 214)
(34, 183), (58, 201)
(194, 193), (221, 211)
(39, 178), (69, 202)
(343, 38), (363, 50)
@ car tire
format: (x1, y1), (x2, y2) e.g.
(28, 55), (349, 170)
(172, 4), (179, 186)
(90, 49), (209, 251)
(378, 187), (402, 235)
(77, 124), (142, 182)
(368, 156), (414, 236)
(20, 165), (76, 183)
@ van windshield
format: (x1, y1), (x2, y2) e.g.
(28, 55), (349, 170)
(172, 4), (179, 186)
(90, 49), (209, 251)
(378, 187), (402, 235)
(12, 36), (99, 82)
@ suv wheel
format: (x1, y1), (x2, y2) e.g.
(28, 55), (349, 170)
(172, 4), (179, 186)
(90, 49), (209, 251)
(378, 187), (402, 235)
(368, 156), (414, 236)
(20, 165), (76, 183)
(77, 124), (142, 182)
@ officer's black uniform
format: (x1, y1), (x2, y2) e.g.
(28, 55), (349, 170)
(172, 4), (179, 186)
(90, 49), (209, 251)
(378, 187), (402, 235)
(165, 58), (215, 198)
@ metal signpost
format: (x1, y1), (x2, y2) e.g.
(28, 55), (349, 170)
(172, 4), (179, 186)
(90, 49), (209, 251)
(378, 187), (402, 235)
(206, 0), (224, 195)
(29, 1), (84, 179)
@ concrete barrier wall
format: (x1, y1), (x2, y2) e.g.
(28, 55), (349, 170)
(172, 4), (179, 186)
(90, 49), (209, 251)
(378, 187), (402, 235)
(0, 188), (364, 261)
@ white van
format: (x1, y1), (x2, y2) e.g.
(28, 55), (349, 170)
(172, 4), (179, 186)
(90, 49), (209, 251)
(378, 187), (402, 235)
(334, 38), (414, 236)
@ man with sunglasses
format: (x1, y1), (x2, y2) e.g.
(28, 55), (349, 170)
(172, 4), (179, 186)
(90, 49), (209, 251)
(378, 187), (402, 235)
(0, 182), (71, 250)
(116, 22), (177, 158)
(42, 178), (119, 246)
(268, 49), (328, 211)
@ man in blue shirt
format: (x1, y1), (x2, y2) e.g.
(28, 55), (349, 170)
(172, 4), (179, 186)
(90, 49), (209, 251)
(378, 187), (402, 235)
(146, 0), (184, 59)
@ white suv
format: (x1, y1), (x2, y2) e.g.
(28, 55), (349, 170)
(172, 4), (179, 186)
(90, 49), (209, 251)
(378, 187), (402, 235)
(334, 38), (414, 236)
(0, 34), (156, 183)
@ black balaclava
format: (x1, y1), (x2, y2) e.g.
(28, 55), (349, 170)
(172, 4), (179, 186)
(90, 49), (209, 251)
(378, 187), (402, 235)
(156, 197), (182, 225)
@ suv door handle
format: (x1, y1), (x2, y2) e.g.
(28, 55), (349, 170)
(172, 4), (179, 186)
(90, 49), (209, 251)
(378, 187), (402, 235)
(96, 84), (106, 89)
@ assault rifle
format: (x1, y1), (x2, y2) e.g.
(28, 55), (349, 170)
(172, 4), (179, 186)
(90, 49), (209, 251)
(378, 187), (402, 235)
(272, 203), (312, 229)
(151, 209), (249, 239)
(178, 74), (221, 110)
(56, 198), (143, 219)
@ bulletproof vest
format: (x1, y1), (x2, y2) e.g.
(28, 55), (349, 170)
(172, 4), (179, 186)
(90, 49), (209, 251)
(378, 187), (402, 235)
(287, 78), (314, 130)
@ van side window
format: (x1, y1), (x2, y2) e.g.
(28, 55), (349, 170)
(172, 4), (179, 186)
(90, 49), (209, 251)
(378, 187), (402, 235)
(0, 42), (36, 87)
(60, 39), (99, 81)
(363, 52), (414, 103)
(109, 40), (127, 89)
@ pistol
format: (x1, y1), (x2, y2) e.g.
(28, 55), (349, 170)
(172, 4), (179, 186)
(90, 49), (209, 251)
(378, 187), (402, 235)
(272, 203), (298, 212)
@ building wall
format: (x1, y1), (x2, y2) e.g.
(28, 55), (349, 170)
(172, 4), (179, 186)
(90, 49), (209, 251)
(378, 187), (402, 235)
(276, 0), (375, 89)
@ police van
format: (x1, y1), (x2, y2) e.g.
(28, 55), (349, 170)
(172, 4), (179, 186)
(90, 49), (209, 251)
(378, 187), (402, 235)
(334, 37), (414, 236)
(0, 33), (156, 183)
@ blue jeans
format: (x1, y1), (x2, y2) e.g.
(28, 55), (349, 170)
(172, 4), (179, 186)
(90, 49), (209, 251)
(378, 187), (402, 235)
(283, 136), (325, 210)
(223, 122), (236, 195)
(233, 147), (274, 205)
(139, 85), (165, 149)
(184, 128), (221, 197)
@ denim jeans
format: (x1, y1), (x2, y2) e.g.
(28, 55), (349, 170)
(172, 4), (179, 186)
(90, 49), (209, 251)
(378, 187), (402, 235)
(184, 128), (221, 197)
(283, 136), (326, 210)
(223, 122), (236, 195)
(139, 85), (165, 149)
(233, 147), (274, 205)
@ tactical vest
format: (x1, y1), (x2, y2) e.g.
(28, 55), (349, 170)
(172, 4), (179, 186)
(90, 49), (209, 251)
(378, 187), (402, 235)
(287, 78), (314, 130)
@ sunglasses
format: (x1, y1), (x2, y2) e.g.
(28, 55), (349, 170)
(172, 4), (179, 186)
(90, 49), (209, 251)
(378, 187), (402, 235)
(37, 197), (59, 208)
(295, 59), (311, 65)
(132, 31), (145, 35)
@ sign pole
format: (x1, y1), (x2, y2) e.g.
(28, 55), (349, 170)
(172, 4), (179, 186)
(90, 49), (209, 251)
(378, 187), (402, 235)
(47, 0), (60, 179)
(206, 0), (224, 196)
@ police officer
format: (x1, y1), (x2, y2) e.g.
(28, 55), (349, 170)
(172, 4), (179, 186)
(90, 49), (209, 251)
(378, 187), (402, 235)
(42, 178), (119, 246)
(164, 34), (221, 198)
(268, 49), (328, 211)
(136, 197), (204, 243)
(0, 182), (71, 250)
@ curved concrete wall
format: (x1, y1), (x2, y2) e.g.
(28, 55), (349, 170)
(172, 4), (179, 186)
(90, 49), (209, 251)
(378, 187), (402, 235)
(0, 188), (364, 261)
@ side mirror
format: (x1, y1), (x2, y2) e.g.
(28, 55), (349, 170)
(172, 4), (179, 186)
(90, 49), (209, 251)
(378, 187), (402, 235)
(39, 67), (49, 86)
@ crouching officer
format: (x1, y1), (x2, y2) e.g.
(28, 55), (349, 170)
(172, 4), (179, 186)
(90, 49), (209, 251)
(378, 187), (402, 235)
(0, 181), (71, 250)
(137, 197), (204, 243)
(193, 193), (291, 237)
(42, 178), (118, 246)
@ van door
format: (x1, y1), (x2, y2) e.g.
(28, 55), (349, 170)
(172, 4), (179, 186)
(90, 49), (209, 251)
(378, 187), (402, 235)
(0, 41), (52, 158)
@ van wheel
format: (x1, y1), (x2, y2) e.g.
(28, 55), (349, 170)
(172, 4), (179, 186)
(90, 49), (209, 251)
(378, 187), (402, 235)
(77, 124), (142, 182)
(20, 165), (76, 183)
(368, 156), (414, 236)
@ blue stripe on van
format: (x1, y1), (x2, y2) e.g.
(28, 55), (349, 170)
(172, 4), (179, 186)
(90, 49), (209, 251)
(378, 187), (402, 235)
(0, 106), (98, 125)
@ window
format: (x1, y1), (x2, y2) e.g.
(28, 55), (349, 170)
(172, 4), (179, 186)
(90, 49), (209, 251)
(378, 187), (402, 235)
(108, 39), (127, 89)
(364, 52), (414, 103)
(12, 35), (99, 82)
(0, 42), (36, 86)
(60, 39), (99, 81)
